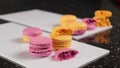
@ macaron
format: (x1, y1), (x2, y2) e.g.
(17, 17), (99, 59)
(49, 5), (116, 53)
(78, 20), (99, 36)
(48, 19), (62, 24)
(29, 36), (52, 57)
(54, 48), (79, 61)
(51, 35), (72, 50)
(94, 16), (111, 27)
(82, 18), (96, 30)
(70, 22), (87, 35)
(60, 14), (77, 26)
(95, 10), (112, 17)
(22, 27), (42, 42)
(50, 26), (73, 38)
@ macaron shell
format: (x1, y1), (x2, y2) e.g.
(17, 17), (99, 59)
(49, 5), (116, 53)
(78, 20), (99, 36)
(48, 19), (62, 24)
(60, 15), (77, 20)
(60, 22), (75, 27)
(23, 27), (42, 36)
(95, 10), (112, 17)
(51, 35), (72, 42)
(53, 44), (71, 48)
(30, 36), (52, 45)
(53, 41), (71, 46)
(30, 43), (52, 48)
(70, 22), (87, 30)
(50, 26), (73, 38)
(52, 38), (71, 44)
(60, 15), (77, 22)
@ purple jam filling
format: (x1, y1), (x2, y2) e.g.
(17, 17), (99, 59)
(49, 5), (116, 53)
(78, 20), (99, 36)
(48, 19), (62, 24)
(86, 19), (96, 25)
(58, 51), (78, 61)
(88, 19), (95, 23)
(31, 50), (52, 54)
(30, 47), (48, 50)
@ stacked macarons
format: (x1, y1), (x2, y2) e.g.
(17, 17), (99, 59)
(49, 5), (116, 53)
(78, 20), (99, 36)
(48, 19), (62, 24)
(52, 35), (72, 50)
(22, 27), (53, 57)
(22, 27), (42, 42)
(29, 37), (53, 57)
(93, 10), (112, 27)
(50, 26), (73, 50)
(50, 14), (88, 50)
(50, 15), (79, 60)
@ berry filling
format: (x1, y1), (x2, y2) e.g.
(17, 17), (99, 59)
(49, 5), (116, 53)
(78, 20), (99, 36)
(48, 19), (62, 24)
(31, 50), (52, 54)
(29, 47), (48, 50)
(86, 19), (96, 25)
(58, 50), (78, 61)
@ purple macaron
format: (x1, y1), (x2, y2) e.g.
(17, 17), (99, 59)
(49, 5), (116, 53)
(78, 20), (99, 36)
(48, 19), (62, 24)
(82, 18), (96, 30)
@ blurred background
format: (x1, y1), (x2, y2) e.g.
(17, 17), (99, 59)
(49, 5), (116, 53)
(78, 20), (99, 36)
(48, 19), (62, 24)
(0, 0), (120, 68)
(0, 0), (119, 17)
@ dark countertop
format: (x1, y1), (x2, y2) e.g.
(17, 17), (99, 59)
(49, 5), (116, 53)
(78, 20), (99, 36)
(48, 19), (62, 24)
(0, 0), (120, 68)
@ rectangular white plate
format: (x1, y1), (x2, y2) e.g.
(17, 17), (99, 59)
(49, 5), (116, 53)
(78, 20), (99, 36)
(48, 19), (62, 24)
(0, 23), (109, 68)
(0, 9), (112, 40)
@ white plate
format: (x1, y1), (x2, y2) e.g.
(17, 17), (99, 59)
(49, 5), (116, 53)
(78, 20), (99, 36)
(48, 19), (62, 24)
(0, 23), (109, 68)
(0, 9), (112, 40)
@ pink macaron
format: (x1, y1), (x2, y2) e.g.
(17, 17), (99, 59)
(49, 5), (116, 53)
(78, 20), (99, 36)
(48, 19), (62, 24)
(23, 27), (42, 37)
(54, 48), (79, 61)
(29, 45), (52, 57)
(82, 18), (96, 30)
(29, 36), (53, 57)
(23, 27), (42, 42)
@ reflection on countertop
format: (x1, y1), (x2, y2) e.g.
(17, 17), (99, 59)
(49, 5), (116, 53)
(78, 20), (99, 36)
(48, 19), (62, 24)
(79, 30), (111, 44)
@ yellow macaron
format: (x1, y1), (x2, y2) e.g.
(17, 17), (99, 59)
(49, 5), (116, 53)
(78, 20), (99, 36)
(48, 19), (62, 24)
(60, 14), (77, 26)
(51, 35), (72, 50)
(50, 26), (73, 38)
(95, 10), (112, 17)
(70, 22), (87, 30)
(94, 16), (111, 27)
(51, 35), (72, 42)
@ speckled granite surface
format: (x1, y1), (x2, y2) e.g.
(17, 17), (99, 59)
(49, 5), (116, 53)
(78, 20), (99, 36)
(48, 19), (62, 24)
(0, 0), (120, 68)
